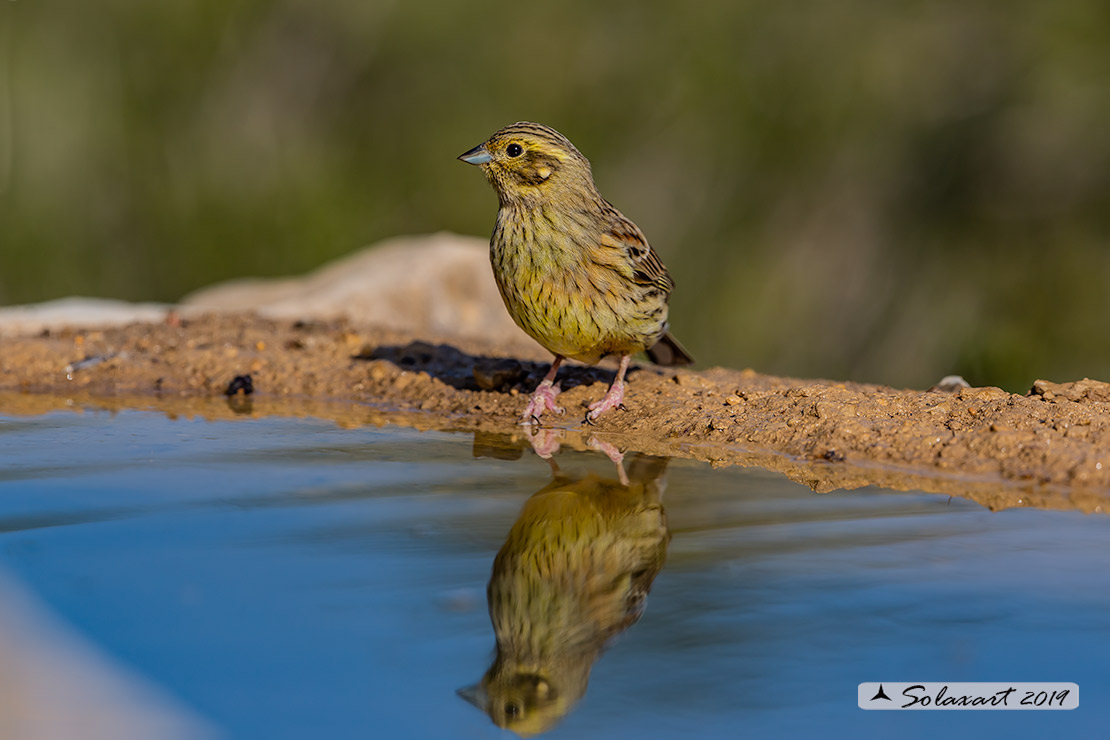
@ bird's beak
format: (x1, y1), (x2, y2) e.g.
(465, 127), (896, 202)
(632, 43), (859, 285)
(456, 683), (488, 711)
(458, 144), (492, 165)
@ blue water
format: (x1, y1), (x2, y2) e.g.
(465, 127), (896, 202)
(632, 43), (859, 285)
(0, 409), (1107, 739)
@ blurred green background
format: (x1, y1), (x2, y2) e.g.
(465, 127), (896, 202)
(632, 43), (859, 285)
(2, 1), (1107, 391)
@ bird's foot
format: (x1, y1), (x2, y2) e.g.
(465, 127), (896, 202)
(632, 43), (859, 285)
(586, 436), (629, 485)
(521, 380), (564, 425)
(526, 427), (564, 459)
(585, 380), (625, 424)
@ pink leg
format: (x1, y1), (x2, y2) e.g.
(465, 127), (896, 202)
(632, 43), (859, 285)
(586, 355), (631, 424)
(587, 436), (629, 485)
(526, 427), (564, 459)
(521, 356), (565, 425)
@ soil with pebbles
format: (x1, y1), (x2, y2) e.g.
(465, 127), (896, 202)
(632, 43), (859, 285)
(2, 313), (1108, 513)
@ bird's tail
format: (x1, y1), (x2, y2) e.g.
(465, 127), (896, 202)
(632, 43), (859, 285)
(646, 331), (694, 366)
(626, 454), (670, 486)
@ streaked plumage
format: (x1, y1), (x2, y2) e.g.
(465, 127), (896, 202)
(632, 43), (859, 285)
(458, 454), (670, 736)
(458, 122), (692, 424)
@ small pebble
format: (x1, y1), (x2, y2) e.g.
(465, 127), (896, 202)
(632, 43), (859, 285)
(225, 374), (253, 396)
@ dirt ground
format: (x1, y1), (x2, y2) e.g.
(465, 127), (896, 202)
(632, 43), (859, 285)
(2, 313), (1108, 513)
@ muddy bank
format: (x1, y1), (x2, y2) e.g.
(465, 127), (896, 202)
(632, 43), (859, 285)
(1, 313), (1108, 512)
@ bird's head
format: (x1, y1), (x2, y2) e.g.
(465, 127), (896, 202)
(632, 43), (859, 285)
(458, 670), (580, 738)
(458, 122), (594, 206)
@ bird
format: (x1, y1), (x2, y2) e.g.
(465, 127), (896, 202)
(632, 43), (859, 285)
(458, 122), (693, 425)
(457, 451), (671, 736)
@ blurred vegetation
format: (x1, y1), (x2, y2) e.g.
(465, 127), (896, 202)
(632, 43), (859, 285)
(2, 1), (1108, 391)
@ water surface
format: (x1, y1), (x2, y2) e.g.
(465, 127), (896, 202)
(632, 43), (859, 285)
(0, 407), (1107, 739)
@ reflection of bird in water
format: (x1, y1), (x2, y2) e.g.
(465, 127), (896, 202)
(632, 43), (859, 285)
(459, 452), (670, 737)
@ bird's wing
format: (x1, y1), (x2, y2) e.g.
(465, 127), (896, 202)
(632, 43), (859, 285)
(596, 202), (675, 294)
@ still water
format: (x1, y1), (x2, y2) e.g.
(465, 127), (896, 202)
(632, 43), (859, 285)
(0, 407), (1107, 739)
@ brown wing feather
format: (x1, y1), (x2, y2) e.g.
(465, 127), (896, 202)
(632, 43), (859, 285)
(590, 201), (694, 366)
(597, 203), (675, 293)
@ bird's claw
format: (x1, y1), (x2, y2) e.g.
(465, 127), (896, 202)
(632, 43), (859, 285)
(585, 381), (626, 424)
(526, 427), (564, 458)
(586, 436), (628, 484)
(521, 380), (563, 425)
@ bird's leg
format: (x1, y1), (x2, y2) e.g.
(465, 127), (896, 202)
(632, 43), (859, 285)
(521, 356), (565, 425)
(586, 355), (631, 424)
(586, 436), (629, 486)
(526, 427), (564, 458)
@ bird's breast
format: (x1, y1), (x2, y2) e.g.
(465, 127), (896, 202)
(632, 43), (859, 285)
(489, 206), (666, 363)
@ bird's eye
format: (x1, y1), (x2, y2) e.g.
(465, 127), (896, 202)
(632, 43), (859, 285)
(504, 702), (520, 718)
(506, 143), (523, 158)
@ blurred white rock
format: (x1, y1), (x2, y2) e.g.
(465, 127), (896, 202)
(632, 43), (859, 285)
(181, 232), (536, 349)
(0, 233), (541, 353)
(0, 297), (170, 338)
